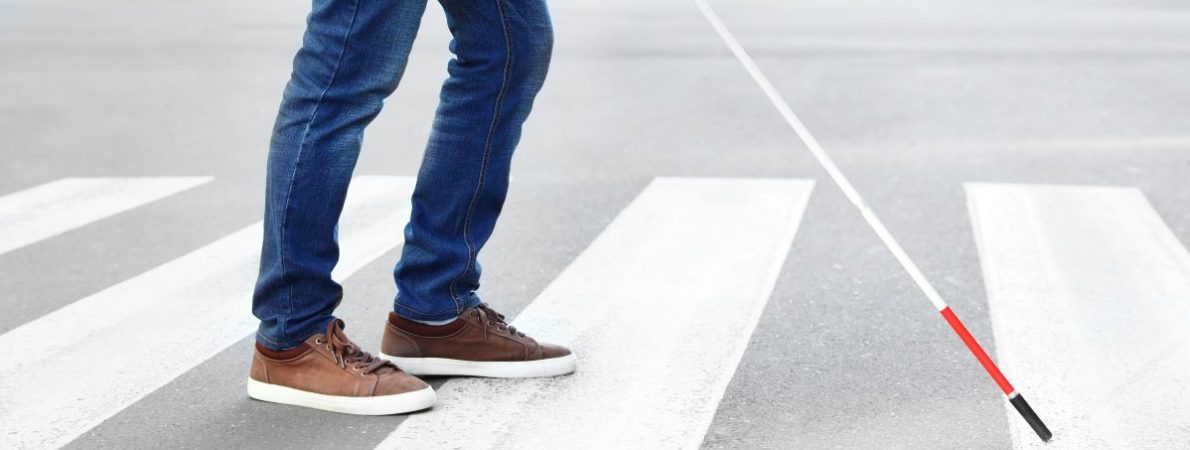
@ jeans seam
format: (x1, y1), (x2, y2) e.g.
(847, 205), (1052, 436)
(275, 0), (363, 344)
(256, 331), (289, 348)
(396, 302), (473, 316)
(445, 0), (514, 315)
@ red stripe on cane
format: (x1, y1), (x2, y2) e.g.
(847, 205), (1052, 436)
(940, 307), (1015, 395)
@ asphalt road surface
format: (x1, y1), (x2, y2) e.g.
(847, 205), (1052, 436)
(2, 0), (1189, 448)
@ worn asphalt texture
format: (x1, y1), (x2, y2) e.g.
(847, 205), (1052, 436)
(2, 0), (1188, 448)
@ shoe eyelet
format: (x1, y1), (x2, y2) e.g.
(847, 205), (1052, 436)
(314, 338), (325, 345)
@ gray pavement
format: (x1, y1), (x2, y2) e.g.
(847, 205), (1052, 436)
(2, 0), (1189, 448)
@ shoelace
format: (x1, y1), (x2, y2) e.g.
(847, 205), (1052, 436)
(475, 303), (527, 339)
(316, 319), (395, 375)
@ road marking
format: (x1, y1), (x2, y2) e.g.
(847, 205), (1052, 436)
(966, 183), (1190, 449)
(0, 176), (414, 450)
(377, 177), (815, 450)
(0, 177), (212, 255)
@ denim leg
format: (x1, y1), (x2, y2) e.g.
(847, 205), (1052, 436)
(253, 0), (429, 351)
(393, 0), (554, 321)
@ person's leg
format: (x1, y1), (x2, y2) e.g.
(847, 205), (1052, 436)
(393, 0), (554, 322)
(381, 0), (573, 379)
(253, 0), (429, 351)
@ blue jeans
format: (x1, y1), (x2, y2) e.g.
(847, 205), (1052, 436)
(252, 0), (553, 350)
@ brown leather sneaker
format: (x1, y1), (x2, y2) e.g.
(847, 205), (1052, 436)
(247, 319), (436, 415)
(379, 303), (576, 378)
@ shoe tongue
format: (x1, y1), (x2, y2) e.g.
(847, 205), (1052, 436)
(478, 304), (502, 321)
(328, 319), (352, 344)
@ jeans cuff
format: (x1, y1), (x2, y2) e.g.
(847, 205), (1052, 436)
(255, 315), (336, 351)
(394, 292), (481, 321)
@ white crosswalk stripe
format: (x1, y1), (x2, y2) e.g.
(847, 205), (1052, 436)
(11, 177), (1186, 449)
(0, 176), (415, 450)
(966, 183), (1190, 449)
(0, 177), (211, 256)
(376, 177), (815, 450)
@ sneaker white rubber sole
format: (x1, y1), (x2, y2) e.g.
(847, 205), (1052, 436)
(380, 352), (577, 378)
(246, 378), (436, 415)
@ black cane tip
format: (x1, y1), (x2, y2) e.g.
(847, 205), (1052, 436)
(1009, 393), (1053, 442)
